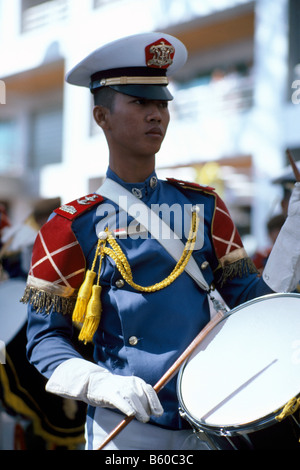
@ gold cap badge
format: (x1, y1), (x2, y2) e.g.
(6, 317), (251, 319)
(145, 38), (175, 69)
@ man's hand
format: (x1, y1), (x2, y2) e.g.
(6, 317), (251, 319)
(46, 357), (164, 423)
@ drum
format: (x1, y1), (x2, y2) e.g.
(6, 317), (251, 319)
(177, 293), (300, 450)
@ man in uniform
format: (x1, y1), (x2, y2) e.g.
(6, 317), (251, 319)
(23, 33), (300, 450)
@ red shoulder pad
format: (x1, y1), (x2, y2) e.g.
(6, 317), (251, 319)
(29, 215), (86, 291)
(54, 194), (104, 221)
(211, 193), (245, 265)
(166, 178), (215, 193)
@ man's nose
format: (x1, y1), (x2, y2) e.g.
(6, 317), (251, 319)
(146, 103), (162, 121)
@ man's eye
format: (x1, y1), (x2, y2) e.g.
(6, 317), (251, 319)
(159, 102), (168, 109)
(133, 99), (146, 105)
(132, 99), (168, 108)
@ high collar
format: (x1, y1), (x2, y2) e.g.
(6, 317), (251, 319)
(105, 167), (159, 200)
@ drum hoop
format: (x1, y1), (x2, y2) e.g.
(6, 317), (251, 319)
(217, 292), (300, 324)
(179, 397), (300, 437)
(177, 292), (300, 437)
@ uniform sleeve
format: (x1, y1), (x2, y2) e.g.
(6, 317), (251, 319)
(166, 179), (273, 308)
(217, 272), (273, 309)
(26, 305), (82, 379)
(210, 192), (274, 307)
(23, 213), (87, 378)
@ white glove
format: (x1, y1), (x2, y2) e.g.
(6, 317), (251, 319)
(263, 182), (300, 292)
(45, 357), (164, 423)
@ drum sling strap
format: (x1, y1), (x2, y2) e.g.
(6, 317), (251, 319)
(72, 178), (227, 343)
(97, 177), (210, 292)
(73, 177), (228, 343)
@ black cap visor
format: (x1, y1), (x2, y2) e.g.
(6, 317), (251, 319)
(90, 67), (173, 101)
(109, 84), (173, 101)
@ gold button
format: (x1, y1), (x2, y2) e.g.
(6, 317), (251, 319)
(115, 279), (125, 288)
(128, 336), (139, 346)
(201, 261), (209, 270)
(98, 231), (108, 240)
(132, 188), (143, 198)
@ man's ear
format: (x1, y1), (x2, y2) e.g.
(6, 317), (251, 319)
(93, 105), (110, 130)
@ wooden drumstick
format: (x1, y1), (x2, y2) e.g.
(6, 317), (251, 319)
(286, 149), (300, 182)
(97, 309), (225, 450)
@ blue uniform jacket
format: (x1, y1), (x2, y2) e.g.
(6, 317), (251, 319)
(25, 168), (273, 430)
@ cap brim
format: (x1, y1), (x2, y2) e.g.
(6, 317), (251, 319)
(109, 84), (173, 101)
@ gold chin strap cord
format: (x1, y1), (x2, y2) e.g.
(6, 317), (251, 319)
(73, 207), (200, 343)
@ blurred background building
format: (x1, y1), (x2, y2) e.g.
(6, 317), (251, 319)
(1, 0), (300, 253)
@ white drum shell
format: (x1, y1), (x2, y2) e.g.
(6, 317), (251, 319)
(177, 293), (300, 436)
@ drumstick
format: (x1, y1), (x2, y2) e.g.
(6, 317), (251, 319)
(286, 149), (300, 182)
(97, 309), (225, 450)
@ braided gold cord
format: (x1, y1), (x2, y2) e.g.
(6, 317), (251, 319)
(276, 397), (300, 422)
(74, 210), (200, 343)
(97, 208), (199, 293)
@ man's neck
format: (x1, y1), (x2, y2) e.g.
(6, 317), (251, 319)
(109, 155), (156, 183)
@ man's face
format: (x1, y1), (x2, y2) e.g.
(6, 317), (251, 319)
(104, 91), (170, 159)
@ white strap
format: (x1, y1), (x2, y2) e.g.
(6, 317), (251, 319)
(97, 178), (210, 292)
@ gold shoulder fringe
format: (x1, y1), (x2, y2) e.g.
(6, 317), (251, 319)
(20, 286), (76, 315)
(218, 257), (258, 287)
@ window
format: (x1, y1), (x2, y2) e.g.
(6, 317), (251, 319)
(29, 108), (63, 168)
(21, 0), (69, 33)
(94, 0), (122, 8)
(22, 0), (49, 8)
(0, 121), (18, 173)
(288, 0), (300, 99)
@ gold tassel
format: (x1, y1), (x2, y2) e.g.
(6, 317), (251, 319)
(276, 397), (300, 422)
(72, 270), (96, 323)
(78, 284), (102, 344)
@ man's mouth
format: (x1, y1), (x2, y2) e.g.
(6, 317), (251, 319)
(146, 127), (163, 137)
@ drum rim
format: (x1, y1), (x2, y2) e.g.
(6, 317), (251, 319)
(177, 292), (300, 437)
(178, 400), (300, 437)
(217, 292), (300, 322)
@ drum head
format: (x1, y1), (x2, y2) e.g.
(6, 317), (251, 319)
(0, 279), (27, 345)
(178, 293), (300, 435)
